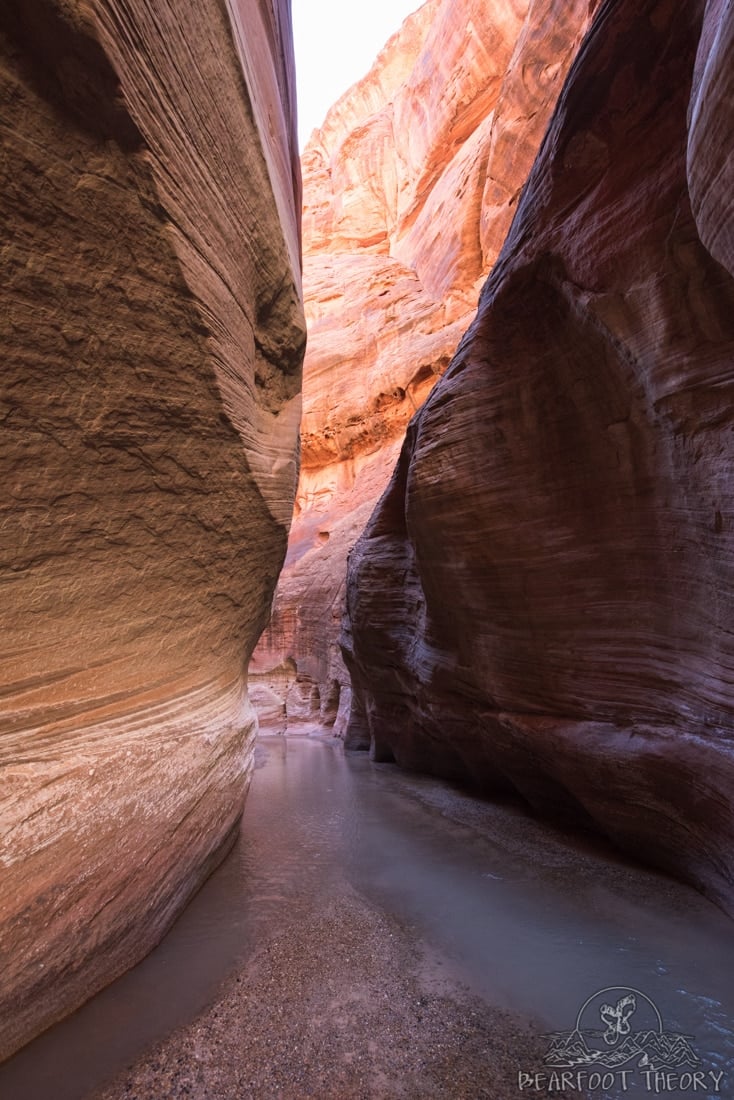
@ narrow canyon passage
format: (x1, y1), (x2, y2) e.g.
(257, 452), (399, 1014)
(2, 735), (732, 1099)
(4, 0), (734, 1096)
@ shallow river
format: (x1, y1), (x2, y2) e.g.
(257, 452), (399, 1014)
(1, 735), (733, 1099)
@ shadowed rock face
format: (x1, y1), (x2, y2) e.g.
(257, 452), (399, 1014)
(251, 0), (599, 734)
(342, 0), (734, 916)
(0, 0), (304, 1058)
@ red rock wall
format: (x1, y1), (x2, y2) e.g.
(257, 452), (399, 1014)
(342, 0), (734, 915)
(251, 0), (599, 733)
(0, 0), (304, 1058)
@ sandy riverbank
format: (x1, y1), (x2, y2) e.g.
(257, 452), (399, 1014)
(91, 879), (550, 1100)
(85, 734), (733, 1100)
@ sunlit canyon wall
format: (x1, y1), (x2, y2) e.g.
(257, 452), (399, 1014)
(0, 0), (304, 1058)
(343, 0), (734, 915)
(251, 0), (600, 732)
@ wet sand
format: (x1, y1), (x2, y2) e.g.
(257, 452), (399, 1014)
(11, 733), (731, 1100)
(93, 880), (546, 1100)
(89, 733), (556, 1099)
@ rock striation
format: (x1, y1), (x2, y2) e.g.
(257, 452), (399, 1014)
(251, 0), (599, 733)
(0, 0), (304, 1059)
(342, 0), (734, 915)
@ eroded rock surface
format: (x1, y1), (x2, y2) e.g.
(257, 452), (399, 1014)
(0, 0), (304, 1058)
(252, 0), (598, 733)
(342, 0), (734, 915)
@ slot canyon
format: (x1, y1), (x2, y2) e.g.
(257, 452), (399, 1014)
(1, 0), (734, 1098)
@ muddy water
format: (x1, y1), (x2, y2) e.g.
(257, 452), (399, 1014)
(1, 735), (733, 1100)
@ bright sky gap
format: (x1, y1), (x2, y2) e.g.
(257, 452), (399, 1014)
(291, 0), (423, 149)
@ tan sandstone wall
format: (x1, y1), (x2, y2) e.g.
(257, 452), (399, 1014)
(0, 0), (304, 1058)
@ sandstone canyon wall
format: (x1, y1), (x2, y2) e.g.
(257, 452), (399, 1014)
(342, 0), (734, 915)
(251, 0), (600, 733)
(0, 0), (304, 1058)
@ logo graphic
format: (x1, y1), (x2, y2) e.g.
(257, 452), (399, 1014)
(543, 986), (700, 1071)
(517, 987), (726, 1094)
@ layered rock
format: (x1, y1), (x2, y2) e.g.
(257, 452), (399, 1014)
(342, 0), (734, 915)
(251, 0), (599, 732)
(0, 0), (304, 1059)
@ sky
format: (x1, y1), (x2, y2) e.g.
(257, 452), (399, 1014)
(291, 0), (423, 149)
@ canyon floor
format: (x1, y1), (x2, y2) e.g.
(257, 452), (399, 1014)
(90, 735), (547, 1100)
(3, 734), (732, 1100)
(91, 872), (538, 1100)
